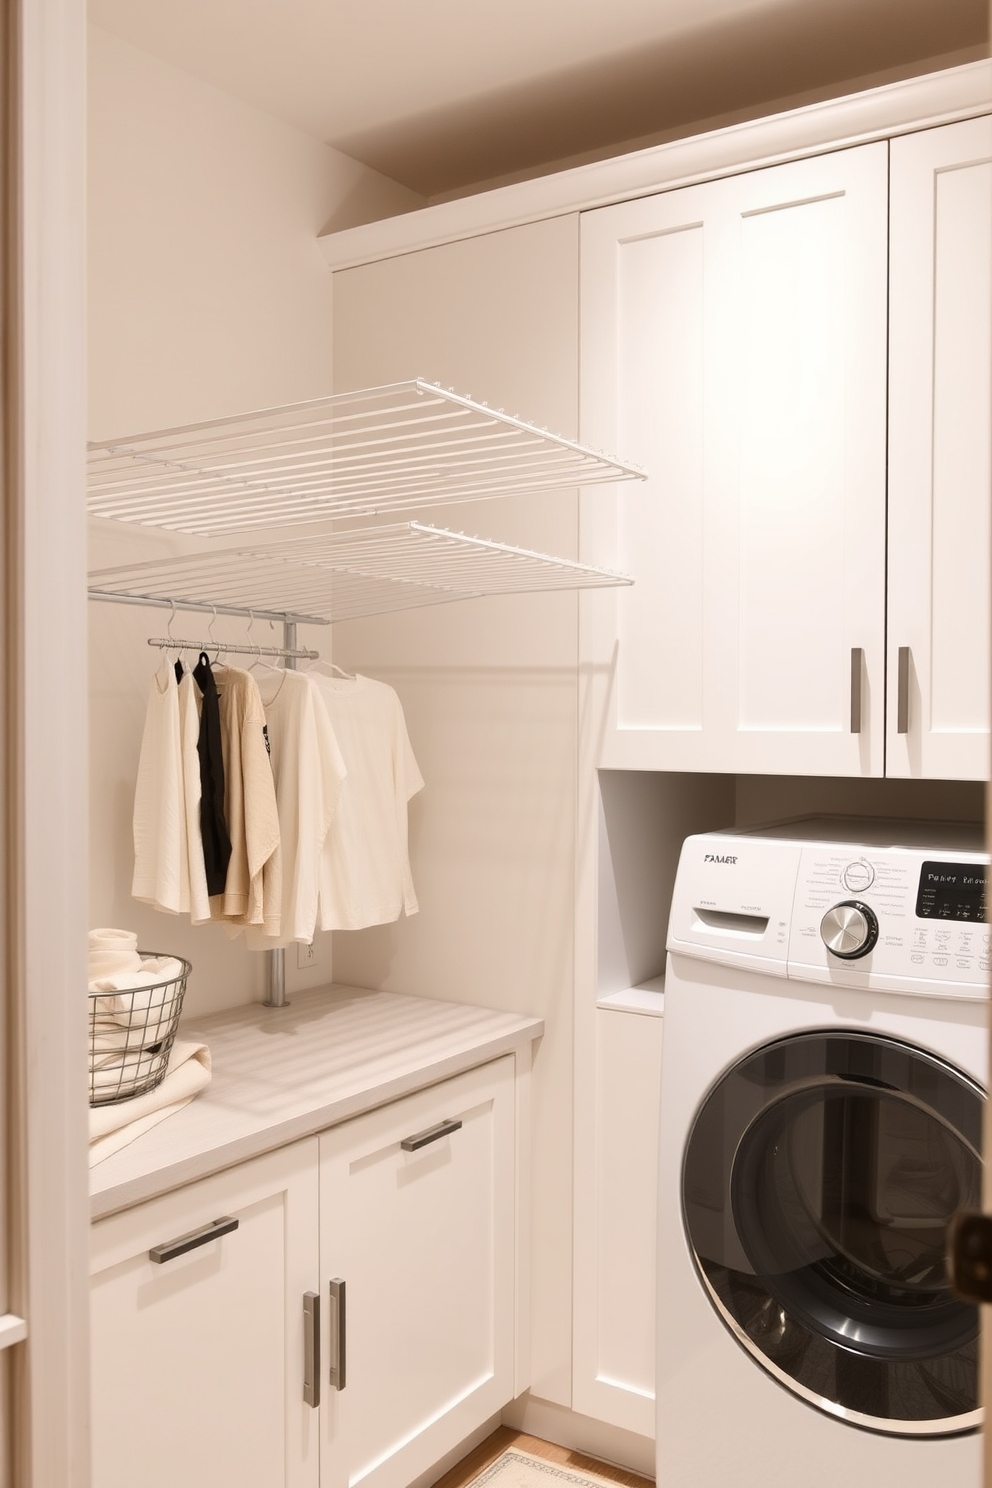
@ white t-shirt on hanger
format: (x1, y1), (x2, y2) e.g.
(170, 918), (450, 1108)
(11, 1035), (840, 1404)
(310, 671), (424, 932)
(245, 668), (346, 947)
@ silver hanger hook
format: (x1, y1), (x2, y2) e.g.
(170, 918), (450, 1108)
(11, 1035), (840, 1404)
(166, 598), (177, 645)
(208, 605), (223, 664)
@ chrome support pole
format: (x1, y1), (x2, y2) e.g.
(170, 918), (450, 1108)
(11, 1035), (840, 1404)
(263, 619), (299, 1009)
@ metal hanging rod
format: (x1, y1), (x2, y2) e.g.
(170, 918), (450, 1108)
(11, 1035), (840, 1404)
(87, 378), (645, 536)
(147, 637), (318, 661)
(87, 589), (329, 627)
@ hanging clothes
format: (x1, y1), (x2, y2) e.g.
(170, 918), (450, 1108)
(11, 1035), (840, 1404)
(244, 669), (347, 947)
(177, 663), (211, 924)
(210, 666), (280, 927)
(310, 670), (424, 932)
(132, 658), (189, 914)
(192, 651), (232, 897)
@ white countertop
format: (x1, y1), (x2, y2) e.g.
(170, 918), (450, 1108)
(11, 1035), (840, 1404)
(90, 983), (544, 1220)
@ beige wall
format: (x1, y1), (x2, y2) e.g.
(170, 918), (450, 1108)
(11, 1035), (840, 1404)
(332, 215), (581, 1405)
(87, 25), (424, 1016)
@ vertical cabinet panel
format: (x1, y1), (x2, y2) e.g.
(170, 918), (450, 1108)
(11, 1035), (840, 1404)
(888, 118), (992, 781)
(319, 1058), (514, 1488)
(573, 1006), (664, 1437)
(581, 143), (888, 777)
(90, 1141), (319, 1488)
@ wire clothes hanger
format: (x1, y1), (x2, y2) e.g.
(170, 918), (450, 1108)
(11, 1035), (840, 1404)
(146, 597), (319, 664)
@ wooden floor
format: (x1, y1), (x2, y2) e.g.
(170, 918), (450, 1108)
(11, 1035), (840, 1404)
(432, 1428), (654, 1488)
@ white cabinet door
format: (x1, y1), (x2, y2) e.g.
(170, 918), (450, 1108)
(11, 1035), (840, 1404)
(319, 1058), (515, 1488)
(887, 117), (992, 782)
(581, 143), (888, 776)
(90, 1140), (320, 1488)
(573, 1005), (663, 1437)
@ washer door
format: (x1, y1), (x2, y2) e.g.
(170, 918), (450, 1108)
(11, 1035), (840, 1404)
(682, 1030), (983, 1435)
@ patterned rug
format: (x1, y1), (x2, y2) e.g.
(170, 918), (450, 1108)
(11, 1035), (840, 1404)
(467, 1449), (633, 1488)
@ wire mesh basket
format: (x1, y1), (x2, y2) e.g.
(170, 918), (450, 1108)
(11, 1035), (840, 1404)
(88, 953), (191, 1107)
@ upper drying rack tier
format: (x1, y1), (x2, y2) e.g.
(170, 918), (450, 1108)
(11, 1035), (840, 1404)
(87, 379), (644, 537)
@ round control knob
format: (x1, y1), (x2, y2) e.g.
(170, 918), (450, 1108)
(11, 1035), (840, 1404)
(819, 900), (879, 960)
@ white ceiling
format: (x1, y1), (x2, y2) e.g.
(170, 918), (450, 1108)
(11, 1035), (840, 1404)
(89, 0), (987, 197)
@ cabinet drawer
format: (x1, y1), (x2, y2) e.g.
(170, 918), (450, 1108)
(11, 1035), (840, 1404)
(319, 1056), (515, 1488)
(90, 1140), (319, 1488)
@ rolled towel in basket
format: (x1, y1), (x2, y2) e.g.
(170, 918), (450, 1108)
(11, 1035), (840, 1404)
(88, 928), (143, 981)
(89, 1047), (162, 1092)
(88, 955), (185, 1015)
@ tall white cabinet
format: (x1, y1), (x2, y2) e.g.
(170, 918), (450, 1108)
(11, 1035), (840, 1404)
(887, 116), (992, 782)
(580, 144), (889, 777)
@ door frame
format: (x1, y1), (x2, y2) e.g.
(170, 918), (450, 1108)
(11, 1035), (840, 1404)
(3, 1), (90, 1483)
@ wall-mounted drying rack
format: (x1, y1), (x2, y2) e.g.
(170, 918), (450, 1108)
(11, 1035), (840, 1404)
(87, 381), (644, 1009)
(89, 521), (634, 625)
(86, 378), (644, 535)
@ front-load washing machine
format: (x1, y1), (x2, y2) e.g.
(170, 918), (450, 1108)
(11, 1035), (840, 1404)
(657, 817), (988, 1488)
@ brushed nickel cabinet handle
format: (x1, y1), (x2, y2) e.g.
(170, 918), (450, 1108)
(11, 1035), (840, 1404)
(400, 1118), (462, 1152)
(303, 1292), (320, 1408)
(329, 1278), (346, 1391)
(850, 647), (864, 734)
(149, 1216), (238, 1264)
(897, 646), (911, 734)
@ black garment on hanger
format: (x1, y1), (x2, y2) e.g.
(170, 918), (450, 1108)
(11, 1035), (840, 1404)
(193, 651), (232, 895)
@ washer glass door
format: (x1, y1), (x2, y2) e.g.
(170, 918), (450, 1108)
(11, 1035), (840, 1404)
(682, 1031), (983, 1435)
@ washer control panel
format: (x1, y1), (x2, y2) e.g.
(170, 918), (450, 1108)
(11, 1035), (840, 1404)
(789, 843), (989, 993)
(668, 825), (989, 998)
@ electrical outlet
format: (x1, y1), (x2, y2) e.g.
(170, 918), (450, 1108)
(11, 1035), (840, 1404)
(297, 940), (318, 970)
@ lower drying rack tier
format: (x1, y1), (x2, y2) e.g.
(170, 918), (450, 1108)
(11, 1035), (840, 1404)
(88, 520), (633, 624)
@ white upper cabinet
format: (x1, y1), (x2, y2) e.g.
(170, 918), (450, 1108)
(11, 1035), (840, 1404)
(887, 117), (992, 782)
(581, 144), (890, 776)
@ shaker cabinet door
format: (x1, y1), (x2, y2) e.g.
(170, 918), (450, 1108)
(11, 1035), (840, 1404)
(319, 1057), (515, 1488)
(887, 117), (992, 782)
(581, 142), (888, 777)
(90, 1140), (320, 1488)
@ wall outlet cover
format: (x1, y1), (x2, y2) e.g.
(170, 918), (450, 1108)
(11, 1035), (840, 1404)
(297, 941), (318, 970)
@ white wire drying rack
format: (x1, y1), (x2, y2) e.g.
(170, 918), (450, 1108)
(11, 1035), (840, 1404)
(88, 382), (642, 1010)
(88, 521), (633, 624)
(87, 379), (644, 536)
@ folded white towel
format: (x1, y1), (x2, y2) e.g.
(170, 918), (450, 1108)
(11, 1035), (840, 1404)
(88, 928), (142, 981)
(88, 955), (185, 1014)
(90, 1048), (162, 1091)
(90, 1020), (170, 1055)
(88, 1039), (211, 1166)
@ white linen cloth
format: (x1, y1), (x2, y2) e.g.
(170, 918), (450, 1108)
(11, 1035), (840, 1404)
(88, 1038), (211, 1166)
(243, 669), (346, 947)
(309, 670), (424, 930)
(131, 660), (190, 914)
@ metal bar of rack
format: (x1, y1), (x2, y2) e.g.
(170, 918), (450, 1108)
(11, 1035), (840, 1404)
(147, 637), (318, 662)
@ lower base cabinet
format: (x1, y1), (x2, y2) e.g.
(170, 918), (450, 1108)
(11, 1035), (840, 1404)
(90, 1056), (516, 1488)
(320, 1057), (515, 1488)
(90, 1140), (320, 1488)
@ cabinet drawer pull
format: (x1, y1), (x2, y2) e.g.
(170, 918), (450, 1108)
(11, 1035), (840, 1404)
(149, 1215), (238, 1264)
(400, 1118), (462, 1152)
(850, 647), (864, 734)
(329, 1278), (346, 1391)
(303, 1292), (320, 1408)
(897, 646), (911, 734)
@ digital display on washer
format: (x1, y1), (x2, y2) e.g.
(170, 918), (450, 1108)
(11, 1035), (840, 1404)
(916, 861), (987, 922)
